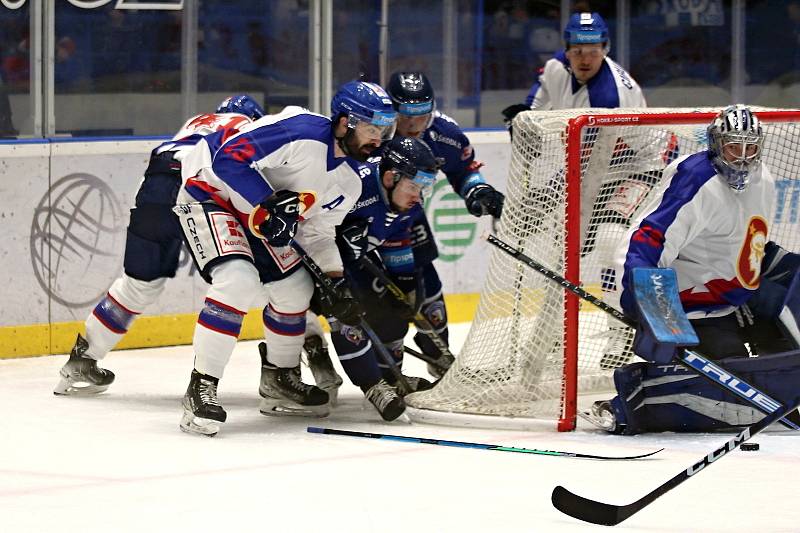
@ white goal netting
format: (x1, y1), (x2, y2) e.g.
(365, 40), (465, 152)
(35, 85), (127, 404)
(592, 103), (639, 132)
(407, 107), (800, 431)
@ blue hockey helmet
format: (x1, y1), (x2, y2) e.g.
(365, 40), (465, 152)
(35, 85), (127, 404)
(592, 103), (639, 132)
(707, 104), (764, 192)
(563, 12), (609, 46)
(380, 136), (441, 196)
(330, 81), (397, 141)
(216, 94), (266, 120)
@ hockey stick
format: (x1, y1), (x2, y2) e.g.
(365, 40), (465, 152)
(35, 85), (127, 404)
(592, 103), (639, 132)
(358, 254), (455, 373)
(552, 394), (800, 525)
(307, 426), (663, 461)
(292, 243), (412, 394)
(486, 234), (800, 430)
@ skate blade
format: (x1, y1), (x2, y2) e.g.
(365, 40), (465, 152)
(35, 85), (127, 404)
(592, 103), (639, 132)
(179, 411), (220, 437)
(394, 412), (412, 424)
(322, 386), (340, 408)
(53, 377), (109, 396)
(258, 398), (330, 418)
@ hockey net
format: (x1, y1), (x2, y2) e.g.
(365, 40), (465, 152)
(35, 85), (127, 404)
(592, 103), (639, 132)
(406, 107), (800, 431)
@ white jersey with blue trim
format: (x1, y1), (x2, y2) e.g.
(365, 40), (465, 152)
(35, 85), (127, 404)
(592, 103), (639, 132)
(613, 151), (776, 320)
(177, 106), (363, 272)
(527, 52), (646, 110)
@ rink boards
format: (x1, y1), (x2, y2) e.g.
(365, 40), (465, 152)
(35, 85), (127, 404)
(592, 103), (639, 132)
(0, 131), (510, 357)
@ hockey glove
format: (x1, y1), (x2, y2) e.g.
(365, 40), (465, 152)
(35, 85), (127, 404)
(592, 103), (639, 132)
(378, 272), (421, 322)
(320, 277), (363, 327)
(464, 184), (505, 218)
(336, 219), (370, 264)
(501, 103), (530, 140)
(258, 190), (300, 247)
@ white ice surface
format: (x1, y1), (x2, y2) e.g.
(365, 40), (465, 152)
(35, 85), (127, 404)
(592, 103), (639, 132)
(2, 323), (798, 533)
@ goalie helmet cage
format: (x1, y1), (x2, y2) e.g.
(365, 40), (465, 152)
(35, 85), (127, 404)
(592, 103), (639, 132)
(406, 107), (800, 432)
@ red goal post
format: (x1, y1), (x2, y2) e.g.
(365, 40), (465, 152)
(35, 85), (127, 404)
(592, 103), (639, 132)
(406, 107), (800, 432)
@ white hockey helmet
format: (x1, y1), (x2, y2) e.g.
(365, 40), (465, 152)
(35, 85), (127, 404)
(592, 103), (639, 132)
(707, 104), (764, 191)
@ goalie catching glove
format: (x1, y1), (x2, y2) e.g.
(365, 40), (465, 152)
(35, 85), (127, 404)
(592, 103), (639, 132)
(255, 190), (301, 247)
(315, 276), (363, 327)
(464, 183), (505, 218)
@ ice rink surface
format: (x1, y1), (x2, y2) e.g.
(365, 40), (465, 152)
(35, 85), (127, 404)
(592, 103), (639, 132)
(2, 322), (798, 533)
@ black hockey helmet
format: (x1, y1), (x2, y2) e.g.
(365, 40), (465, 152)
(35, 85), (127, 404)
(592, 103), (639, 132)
(379, 136), (441, 196)
(387, 72), (435, 117)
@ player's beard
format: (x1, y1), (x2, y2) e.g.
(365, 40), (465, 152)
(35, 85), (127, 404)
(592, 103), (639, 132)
(341, 132), (375, 162)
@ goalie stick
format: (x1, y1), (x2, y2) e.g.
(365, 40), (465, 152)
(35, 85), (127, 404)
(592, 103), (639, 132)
(486, 233), (800, 431)
(551, 394), (800, 525)
(307, 426), (663, 460)
(292, 243), (412, 394)
(358, 254), (455, 374)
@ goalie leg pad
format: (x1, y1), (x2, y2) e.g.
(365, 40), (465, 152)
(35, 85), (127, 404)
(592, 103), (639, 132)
(610, 350), (800, 435)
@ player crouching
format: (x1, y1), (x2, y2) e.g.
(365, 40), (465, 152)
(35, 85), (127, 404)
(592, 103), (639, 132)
(591, 105), (800, 435)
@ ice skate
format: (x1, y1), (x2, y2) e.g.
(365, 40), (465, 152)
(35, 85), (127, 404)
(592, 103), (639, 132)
(53, 334), (115, 396)
(303, 334), (343, 406)
(179, 369), (226, 437)
(599, 326), (635, 369)
(578, 400), (624, 434)
(362, 379), (406, 421)
(258, 343), (330, 417)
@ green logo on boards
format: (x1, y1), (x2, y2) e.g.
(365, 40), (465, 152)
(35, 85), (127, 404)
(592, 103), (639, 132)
(425, 180), (477, 262)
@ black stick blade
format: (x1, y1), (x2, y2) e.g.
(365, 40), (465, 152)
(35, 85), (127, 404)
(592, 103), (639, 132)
(551, 485), (635, 526)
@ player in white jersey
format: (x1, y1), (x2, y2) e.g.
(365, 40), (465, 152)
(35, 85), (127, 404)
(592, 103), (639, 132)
(592, 105), (800, 434)
(174, 81), (397, 436)
(501, 13), (652, 369)
(53, 95), (265, 397)
(503, 11), (645, 121)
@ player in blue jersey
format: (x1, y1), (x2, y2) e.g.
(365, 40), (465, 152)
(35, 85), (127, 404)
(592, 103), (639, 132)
(502, 11), (646, 129)
(382, 71), (505, 376)
(590, 105), (800, 434)
(173, 82), (397, 435)
(320, 136), (440, 420)
(53, 95), (265, 397)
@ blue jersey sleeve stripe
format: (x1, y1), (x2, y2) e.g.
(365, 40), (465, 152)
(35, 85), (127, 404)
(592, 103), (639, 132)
(620, 153), (717, 315)
(211, 149), (274, 206)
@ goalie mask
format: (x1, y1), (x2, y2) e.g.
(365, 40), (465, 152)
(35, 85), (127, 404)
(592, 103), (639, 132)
(707, 104), (764, 191)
